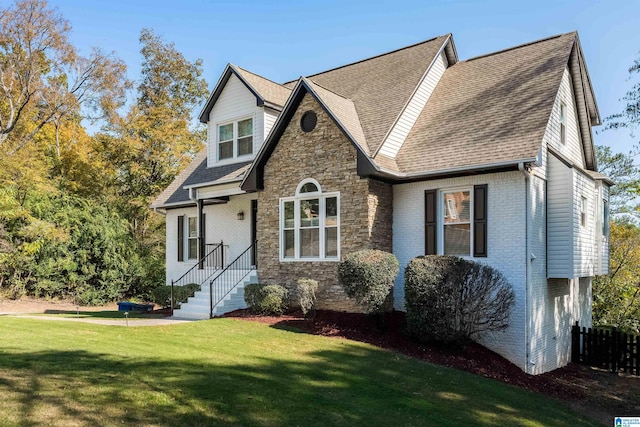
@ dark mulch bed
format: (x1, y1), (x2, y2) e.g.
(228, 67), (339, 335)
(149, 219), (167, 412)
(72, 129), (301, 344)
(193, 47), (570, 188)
(225, 309), (640, 425)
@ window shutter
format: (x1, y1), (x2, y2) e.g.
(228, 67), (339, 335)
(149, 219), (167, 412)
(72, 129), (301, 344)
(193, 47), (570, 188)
(473, 184), (488, 257)
(177, 215), (184, 262)
(425, 190), (437, 255)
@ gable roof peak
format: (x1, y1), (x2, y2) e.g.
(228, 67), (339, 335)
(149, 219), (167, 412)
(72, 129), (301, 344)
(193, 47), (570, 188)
(284, 34), (452, 85)
(198, 63), (291, 123)
(463, 32), (576, 64)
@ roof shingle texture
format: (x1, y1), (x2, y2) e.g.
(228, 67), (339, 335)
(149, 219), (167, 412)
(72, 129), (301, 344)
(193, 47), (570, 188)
(290, 35), (449, 155)
(234, 66), (292, 108)
(304, 79), (369, 155)
(394, 33), (576, 174)
(155, 151), (251, 206)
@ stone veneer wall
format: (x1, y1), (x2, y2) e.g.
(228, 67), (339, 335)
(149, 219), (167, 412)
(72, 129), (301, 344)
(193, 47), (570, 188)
(257, 93), (393, 312)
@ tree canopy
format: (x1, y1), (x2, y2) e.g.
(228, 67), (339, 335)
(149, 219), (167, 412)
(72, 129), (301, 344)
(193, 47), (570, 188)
(0, 0), (208, 304)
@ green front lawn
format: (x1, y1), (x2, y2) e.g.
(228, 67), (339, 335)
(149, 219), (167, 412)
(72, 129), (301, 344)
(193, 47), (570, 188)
(0, 317), (596, 426)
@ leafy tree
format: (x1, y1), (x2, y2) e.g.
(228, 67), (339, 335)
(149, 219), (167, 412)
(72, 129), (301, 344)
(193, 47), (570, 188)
(593, 220), (640, 334)
(596, 145), (640, 219)
(96, 29), (208, 240)
(605, 54), (640, 140)
(0, 0), (129, 155)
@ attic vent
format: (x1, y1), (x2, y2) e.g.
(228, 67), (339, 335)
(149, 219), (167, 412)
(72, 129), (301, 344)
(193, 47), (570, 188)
(300, 111), (317, 133)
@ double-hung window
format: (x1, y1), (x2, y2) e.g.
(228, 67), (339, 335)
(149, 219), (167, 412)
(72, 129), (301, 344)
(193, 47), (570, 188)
(217, 117), (253, 161)
(425, 185), (487, 258)
(280, 179), (339, 261)
(187, 217), (198, 260)
(443, 190), (471, 256)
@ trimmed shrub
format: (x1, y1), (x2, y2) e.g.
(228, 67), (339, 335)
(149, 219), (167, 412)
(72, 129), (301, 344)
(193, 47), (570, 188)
(244, 283), (290, 315)
(151, 283), (199, 308)
(296, 278), (318, 316)
(405, 255), (515, 344)
(244, 283), (262, 311)
(337, 249), (399, 314)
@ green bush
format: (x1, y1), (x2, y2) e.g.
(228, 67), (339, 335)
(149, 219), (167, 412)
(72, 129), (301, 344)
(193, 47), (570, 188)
(405, 255), (515, 344)
(243, 283), (262, 310)
(337, 249), (399, 314)
(151, 283), (199, 308)
(244, 283), (290, 315)
(296, 278), (318, 316)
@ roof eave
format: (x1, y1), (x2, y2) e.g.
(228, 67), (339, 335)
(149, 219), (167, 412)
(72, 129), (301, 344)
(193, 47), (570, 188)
(183, 176), (244, 190)
(366, 157), (538, 182)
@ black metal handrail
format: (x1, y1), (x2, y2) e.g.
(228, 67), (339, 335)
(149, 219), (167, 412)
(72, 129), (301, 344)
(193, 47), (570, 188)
(170, 241), (224, 311)
(209, 241), (257, 318)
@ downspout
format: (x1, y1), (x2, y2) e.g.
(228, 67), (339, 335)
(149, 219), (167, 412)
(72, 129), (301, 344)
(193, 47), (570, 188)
(519, 162), (532, 373)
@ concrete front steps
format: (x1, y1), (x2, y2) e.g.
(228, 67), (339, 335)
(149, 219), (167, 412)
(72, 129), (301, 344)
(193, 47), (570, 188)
(171, 270), (257, 320)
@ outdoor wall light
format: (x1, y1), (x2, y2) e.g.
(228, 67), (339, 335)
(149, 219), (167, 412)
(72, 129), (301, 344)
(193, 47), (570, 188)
(237, 211), (244, 221)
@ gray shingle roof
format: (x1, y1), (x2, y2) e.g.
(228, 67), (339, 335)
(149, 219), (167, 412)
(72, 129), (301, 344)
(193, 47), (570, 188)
(151, 150), (207, 208)
(304, 78), (369, 155)
(235, 66), (292, 108)
(289, 35), (450, 154)
(153, 151), (252, 207)
(394, 33), (576, 174)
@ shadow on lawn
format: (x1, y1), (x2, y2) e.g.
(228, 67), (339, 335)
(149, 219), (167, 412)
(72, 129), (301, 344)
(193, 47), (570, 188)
(0, 344), (595, 426)
(41, 310), (165, 319)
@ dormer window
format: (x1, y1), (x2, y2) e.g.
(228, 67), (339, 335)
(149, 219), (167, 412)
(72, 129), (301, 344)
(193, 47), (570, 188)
(559, 102), (566, 145)
(218, 117), (253, 161)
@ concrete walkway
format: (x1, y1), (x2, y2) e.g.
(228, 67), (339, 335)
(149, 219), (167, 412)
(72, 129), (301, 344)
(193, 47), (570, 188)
(1, 314), (197, 327)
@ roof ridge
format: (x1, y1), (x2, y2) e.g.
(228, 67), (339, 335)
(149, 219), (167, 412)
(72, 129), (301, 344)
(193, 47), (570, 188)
(305, 78), (351, 100)
(233, 64), (292, 90)
(283, 34), (450, 84)
(462, 32), (576, 63)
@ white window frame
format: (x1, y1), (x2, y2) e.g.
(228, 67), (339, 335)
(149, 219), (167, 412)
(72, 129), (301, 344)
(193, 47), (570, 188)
(560, 102), (566, 145)
(580, 195), (587, 228)
(439, 187), (474, 257)
(279, 178), (340, 262)
(186, 216), (198, 260)
(216, 115), (254, 162)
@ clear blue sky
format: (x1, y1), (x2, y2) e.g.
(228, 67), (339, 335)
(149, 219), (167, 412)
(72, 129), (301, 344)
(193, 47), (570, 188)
(32, 0), (640, 155)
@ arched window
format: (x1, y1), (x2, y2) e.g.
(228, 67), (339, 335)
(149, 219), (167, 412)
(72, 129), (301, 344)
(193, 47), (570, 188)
(280, 179), (340, 261)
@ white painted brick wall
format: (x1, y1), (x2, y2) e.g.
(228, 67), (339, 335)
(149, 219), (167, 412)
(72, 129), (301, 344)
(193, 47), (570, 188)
(393, 171), (528, 371)
(165, 193), (256, 285)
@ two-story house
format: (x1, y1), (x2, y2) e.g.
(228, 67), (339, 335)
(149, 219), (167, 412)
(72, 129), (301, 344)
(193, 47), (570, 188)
(152, 31), (611, 375)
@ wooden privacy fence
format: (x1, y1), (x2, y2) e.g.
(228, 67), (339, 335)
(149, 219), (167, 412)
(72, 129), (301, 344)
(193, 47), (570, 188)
(571, 322), (640, 376)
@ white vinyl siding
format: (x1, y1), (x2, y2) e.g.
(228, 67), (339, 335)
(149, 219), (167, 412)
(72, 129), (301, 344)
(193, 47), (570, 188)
(573, 169), (596, 277)
(207, 74), (265, 167)
(264, 108), (279, 139)
(547, 155), (573, 278)
(600, 185), (610, 274)
(378, 50), (448, 158)
(548, 68), (585, 168)
(547, 153), (601, 278)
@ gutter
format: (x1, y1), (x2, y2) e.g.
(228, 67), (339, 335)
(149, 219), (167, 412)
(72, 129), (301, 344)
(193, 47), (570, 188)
(373, 157), (538, 181)
(152, 207), (166, 216)
(519, 162), (532, 374)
